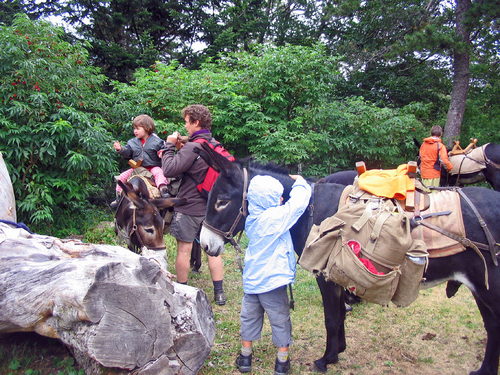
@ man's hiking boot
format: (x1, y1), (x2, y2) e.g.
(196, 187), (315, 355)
(214, 291), (227, 305)
(274, 358), (290, 375)
(235, 353), (252, 373)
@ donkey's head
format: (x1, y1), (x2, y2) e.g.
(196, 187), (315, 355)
(115, 180), (187, 254)
(195, 142), (246, 256)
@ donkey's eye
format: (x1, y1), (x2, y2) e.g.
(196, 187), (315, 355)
(144, 227), (155, 234)
(215, 199), (230, 211)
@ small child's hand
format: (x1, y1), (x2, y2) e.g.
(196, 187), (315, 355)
(289, 174), (303, 181)
(113, 141), (121, 151)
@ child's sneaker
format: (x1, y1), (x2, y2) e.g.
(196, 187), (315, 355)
(235, 353), (252, 373)
(274, 357), (290, 375)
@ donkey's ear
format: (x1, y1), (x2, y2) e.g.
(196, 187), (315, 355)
(117, 180), (144, 208)
(117, 180), (130, 194)
(195, 142), (234, 173)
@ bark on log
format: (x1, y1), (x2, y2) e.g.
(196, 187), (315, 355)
(0, 222), (215, 375)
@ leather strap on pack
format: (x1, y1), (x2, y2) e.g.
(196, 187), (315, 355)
(426, 186), (499, 266)
(412, 217), (489, 289)
(352, 198), (381, 232)
(411, 187), (499, 289)
(457, 188), (499, 266)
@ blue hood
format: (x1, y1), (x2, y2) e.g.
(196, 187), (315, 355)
(247, 175), (284, 216)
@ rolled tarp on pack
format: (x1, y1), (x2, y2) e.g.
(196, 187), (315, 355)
(0, 152), (16, 222)
(449, 144), (488, 175)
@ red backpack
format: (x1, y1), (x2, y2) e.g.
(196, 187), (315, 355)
(192, 138), (235, 199)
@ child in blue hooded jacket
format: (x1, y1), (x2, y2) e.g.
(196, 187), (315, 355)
(235, 174), (311, 375)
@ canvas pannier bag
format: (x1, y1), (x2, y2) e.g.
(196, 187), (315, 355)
(300, 186), (427, 306)
(337, 194), (412, 272)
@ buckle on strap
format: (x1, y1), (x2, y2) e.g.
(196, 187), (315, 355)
(410, 211), (452, 229)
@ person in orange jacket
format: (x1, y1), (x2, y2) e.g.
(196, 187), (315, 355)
(419, 125), (454, 187)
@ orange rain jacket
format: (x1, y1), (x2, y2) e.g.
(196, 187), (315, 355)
(419, 137), (454, 179)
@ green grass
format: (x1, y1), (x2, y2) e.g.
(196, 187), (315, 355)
(0, 332), (84, 375)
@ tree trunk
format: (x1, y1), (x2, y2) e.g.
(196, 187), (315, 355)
(443, 0), (471, 147)
(0, 223), (215, 375)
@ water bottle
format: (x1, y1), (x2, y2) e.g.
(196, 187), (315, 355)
(407, 255), (426, 265)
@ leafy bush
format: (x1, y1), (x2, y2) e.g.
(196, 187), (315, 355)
(0, 15), (117, 225)
(301, 98), (427, 174)
(0, 16), (484, 235)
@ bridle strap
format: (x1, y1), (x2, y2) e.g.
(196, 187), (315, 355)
(241, 167), (249, 216)
(115, 200), (166, 252)
(128, 207), (146, 252)
(202, 167), (249, 243)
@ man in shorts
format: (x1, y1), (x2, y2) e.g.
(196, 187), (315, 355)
(161, 104), (226, 305)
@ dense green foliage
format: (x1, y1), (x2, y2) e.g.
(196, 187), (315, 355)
(0, 15), (116, 227)
(16, 0), (497, 109)
(54, 0), (214, 82)
(109, 44), (427, 175)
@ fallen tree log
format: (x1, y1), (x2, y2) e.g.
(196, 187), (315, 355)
(0, 222), (215, 375)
